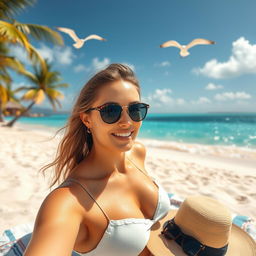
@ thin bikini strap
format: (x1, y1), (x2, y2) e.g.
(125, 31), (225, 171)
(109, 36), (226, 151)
(65, 178), (110, 221)
(126, 156), (155, 182)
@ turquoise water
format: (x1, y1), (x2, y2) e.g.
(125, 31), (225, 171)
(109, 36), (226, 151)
(4, 113), (256, 148)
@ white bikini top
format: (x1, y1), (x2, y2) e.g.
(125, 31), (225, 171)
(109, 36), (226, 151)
(59, 159), (171, 256)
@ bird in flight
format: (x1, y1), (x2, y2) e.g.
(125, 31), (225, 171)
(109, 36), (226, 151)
(56, 27), (106, 49)
(160, 38), (215, 57)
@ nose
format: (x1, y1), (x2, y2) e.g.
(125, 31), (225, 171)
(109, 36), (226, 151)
(118, 106), (132, 127)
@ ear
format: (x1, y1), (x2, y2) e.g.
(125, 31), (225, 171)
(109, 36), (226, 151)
(80, 112), (91, 128)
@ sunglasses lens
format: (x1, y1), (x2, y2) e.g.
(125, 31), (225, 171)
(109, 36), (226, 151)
(100, 104), (122, 124)
(129, 103), (148, 122)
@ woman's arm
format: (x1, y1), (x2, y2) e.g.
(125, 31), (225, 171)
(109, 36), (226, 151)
(24, 188), (83, 256)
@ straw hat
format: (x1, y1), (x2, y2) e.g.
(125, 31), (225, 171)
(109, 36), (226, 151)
(147, 195), (256, 255)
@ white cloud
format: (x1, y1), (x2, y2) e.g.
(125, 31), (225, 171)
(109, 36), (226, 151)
(205, 83), (223, 90)
(92, 57), (110, 71)
(54, 47), (74, 65)
(191, 97), (211, 104)
(155, 89), (172, 103)
(155, 61), (171, 67)
(36, 44), (54, 62)
(37, 45), (75, 65)
(176, 98), (185, 105)
(143, 88), (172, 106)
(214, 91), (252, 101)
(142, 89), (187, 112)
(77, 59), (134, 74)
(10, 44), (75, 66)
(10, 46), (30, 64)
(122, 62), (135, 71)
(194, 37), (256, 79)
(73, 64), (89, 73)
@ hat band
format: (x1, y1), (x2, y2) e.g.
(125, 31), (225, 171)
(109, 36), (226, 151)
(161, 219), (229, 256)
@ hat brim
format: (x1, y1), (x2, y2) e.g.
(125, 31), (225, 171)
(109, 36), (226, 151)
(147, 210), (256, 256)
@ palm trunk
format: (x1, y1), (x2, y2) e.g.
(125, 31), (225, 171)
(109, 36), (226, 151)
(0, 109), (4, 122)
(0, 100), (4, 122)
(5, 101), (36, 127)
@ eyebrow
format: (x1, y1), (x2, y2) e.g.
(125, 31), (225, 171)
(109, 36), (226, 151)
(101, 101), (141, 106)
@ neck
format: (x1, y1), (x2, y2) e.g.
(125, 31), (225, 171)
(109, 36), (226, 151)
(83, 145), (130, 179)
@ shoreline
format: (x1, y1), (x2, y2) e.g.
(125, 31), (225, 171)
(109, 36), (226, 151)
(13, 122), (256, 161)
(0, 123), (256, 232)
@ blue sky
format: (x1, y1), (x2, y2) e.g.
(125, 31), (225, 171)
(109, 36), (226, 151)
(10, 0), (256, 113)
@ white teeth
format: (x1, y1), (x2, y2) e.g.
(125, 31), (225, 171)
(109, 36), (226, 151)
(113, 132), (132, 137)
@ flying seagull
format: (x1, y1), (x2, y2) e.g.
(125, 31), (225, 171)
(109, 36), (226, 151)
(56, 27), (106, 49)
(160, 38), (215, 57)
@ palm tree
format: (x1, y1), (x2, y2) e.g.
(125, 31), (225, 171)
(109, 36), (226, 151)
(0, 0), (63, 69)
(0, 20), (63, 71)
(0, 41), (27, 122)
(6, 60), (69, 127)
(0, 0), (65, 122)
(0, 0), (36, 20)
(0, 83), (8, 121)
(0, 82), (26, 120)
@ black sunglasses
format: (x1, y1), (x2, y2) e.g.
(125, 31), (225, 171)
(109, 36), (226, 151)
(86, 102), (150, 124)
(161, 219), (228, 256)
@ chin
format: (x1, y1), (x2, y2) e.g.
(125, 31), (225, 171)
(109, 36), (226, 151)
(112, 139), (135, 153)
(120, 141), (135, 152)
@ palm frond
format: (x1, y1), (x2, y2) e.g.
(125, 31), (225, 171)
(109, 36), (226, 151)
(21, 70), (39, 85)
(0, 72), (12, 84)
(0, 21), (47, 70)
(0, 84), (8, 104)
(45, 87), (64, 100)
(0, 56), (26, 73)
(51, 83), (69, 88)
(46, 95), (57, 111)
(46, 71), (61, 85)
(22, 88), (39, 101)
(34, 89), (45, 104)
(0, 0), (35, 20)
(53, 97), (62, 108)
(14, 22), (64, 45)
(0, 41), (9, 54)
(22, 88), (45, 104)
(0, 20), (30, 51)
(13, 86), (36, 93)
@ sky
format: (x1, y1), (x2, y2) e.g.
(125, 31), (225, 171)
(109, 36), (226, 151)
(10, 0), (256, 113)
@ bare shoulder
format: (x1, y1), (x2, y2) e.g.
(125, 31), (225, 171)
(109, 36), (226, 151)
(130, 141), (147, 161)
(24, 186), (83, 256)
(127, 141), (148, 175)
(37, 185), (83, 223)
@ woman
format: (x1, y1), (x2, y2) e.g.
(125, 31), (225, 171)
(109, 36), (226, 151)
(24, 64), (171, 256)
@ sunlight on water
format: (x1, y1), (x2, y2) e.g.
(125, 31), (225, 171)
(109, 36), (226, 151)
(5, 113), (256, 148)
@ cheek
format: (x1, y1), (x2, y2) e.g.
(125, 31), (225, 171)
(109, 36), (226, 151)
(91, 114), (111, 136)
(133, 122), (142, 135)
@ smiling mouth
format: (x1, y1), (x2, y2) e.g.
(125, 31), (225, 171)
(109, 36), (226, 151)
(112, 131), (133, 138)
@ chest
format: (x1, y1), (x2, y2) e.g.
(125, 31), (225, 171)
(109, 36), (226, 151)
(73, 177), (160, 253)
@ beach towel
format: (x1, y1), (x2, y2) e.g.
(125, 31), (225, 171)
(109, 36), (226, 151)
(1, 194), (255, 256)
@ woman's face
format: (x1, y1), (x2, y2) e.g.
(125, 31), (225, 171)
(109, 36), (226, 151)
(81, 80), (142, 153)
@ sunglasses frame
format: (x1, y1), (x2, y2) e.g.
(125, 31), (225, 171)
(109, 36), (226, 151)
(86, 102), (150, 124)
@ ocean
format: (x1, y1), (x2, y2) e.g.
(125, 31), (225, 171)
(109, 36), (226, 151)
(4, 113), (256, 148)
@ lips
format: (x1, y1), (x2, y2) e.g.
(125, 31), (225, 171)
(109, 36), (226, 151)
(112, 131), (134, 138)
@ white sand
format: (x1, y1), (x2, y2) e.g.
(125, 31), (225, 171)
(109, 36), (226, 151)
(0, 124), (256, 232)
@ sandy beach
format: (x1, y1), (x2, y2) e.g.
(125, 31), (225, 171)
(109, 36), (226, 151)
(0, 124), (256, 233)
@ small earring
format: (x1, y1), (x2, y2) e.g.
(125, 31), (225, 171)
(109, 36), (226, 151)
(87, 127), (91, 134)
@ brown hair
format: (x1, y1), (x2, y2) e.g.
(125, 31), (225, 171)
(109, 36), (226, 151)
(41, 63), (141, 188)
